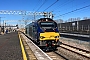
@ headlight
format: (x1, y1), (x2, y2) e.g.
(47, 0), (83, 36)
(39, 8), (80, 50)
(55, 36), (59, 38)
(52, 41), (55, 43)
(40, 36), (45, 39)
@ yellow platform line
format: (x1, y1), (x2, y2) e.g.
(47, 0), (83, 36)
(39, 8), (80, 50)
(18, 33), (27, 60)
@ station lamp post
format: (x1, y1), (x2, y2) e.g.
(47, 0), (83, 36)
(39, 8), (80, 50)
(0, 17), (5, 34)
(0, 17), (1, 34)
(0, 17), (1, 27)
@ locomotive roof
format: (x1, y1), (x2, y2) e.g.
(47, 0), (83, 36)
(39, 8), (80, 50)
(25, 18), (56, 27)
(37, 18), (55, 22)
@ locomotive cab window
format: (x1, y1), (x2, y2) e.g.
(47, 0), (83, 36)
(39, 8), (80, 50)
(39, 22), (57, 28)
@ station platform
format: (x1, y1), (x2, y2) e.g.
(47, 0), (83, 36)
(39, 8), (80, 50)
(60, 33), (90, 38)
(60, 32), (90, 41)
(0, 32), (23, 60)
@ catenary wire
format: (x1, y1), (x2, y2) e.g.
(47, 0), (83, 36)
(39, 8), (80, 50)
(43, 0), (59, 11)
(36, 0), (47, 12)
(55, 4), (90, 18)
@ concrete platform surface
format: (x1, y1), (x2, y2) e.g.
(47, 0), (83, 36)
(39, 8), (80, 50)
(0, 32), (23, 60)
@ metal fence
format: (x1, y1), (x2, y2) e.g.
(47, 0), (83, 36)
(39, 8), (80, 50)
(58, 19), (90, 34)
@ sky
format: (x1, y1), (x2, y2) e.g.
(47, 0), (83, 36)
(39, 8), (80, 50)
(0, 0), (90, 27)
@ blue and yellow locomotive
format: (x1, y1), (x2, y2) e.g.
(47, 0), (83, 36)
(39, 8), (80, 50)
(25, 18), (60, 51)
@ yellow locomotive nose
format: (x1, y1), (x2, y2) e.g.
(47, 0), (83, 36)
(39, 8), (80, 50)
(40, 32), (60, 41)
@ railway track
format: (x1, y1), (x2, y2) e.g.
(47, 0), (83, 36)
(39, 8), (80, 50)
(59, 42), (90, 59)
(46, 51), (67, 60)
(46, 42), (90, 60)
